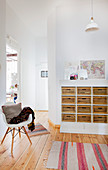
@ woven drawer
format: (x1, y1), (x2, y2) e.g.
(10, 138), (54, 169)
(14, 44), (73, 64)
(93, 96), (107, 104)
(62, 96), (75, 104)
(93, 87), (108, 95)
(77, 114), (91, 123)
(62, 114), (75, 122)
(77, 106), (91, 113)
(62, 105), (76, 113)
(62, 87), (75, 95)
(93, 115), (107, 123)
(77, 87), (91, 95)
(93, 106), (108, 114)
(77, 96), (91, 104)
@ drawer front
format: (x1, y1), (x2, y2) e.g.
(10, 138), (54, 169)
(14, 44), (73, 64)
(93, 106), (108, 114)
(62, 114), (75, 122)
(77, 87), (91, 95)
(93, 87), (108, 95)
(62, 96), (75, 104)
(77, 96), (91, 104)
(77, 114), (91, 122)
(77, 106), (91, 113)
(62, 87), (75, 95)
(93, 97), (107, 104)
(93, 115), (107, 123)
(62, 105), (76, 113)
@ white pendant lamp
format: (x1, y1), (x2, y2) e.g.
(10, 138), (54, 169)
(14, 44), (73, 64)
(85, 0), (99, 32)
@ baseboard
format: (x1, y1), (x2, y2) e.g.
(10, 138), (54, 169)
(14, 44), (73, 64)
(35, 110), (48, 112)
(48, 119), (60, 129)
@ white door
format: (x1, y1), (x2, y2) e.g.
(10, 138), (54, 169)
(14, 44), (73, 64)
(35, 63), (48, 110)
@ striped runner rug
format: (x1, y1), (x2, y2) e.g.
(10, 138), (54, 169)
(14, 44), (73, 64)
(26, 123), (50, 137)
(47, 141), (108, 170)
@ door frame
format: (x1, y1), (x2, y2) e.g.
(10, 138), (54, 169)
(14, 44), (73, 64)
(6, 35), (21, 102)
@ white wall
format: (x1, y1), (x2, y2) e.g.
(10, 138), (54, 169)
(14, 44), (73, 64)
(48, 9), (57, 123)
(35, 37), (48, 110)
(48, 0), (108, 124)
(35, 37), (47, 65)
(0, 0), (6, 106)
(6, 4), (36, 109)
(0, 0), (7, 137)
(56, 0), (108, 79)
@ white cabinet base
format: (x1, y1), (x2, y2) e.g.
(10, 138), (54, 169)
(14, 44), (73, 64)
(60, 122), (108, 135)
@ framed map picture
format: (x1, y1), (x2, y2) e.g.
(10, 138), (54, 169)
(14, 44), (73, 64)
(80, 60), (105, 79)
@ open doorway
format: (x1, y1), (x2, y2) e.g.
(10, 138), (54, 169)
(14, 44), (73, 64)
(6, 36), (21, 103)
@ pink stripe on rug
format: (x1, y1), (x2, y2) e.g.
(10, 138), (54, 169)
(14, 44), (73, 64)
(64, 142), (68, 170)
(58, 142), (64, 170)
(81, 143), (89, 170)
(77, 143), (88, 170)
(92, 144), (108, 170)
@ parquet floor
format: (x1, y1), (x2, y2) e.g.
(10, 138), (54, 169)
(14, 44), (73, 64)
(0, 112), (108, 170)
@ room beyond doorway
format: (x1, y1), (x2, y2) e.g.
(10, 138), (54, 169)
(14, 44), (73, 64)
(6, 36), (21, 103)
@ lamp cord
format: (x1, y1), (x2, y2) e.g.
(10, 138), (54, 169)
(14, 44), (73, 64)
(91, 0), (93, 18)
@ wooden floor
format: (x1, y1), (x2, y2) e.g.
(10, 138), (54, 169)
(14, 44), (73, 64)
(0, 112), (108, 170)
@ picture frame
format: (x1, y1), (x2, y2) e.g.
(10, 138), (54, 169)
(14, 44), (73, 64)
(80, 60), (105, 79)
(41, 71), (48, 78)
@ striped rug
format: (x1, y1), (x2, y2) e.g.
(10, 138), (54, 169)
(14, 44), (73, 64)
(27, 123), (50, 137)
(47, 141), (108, 170)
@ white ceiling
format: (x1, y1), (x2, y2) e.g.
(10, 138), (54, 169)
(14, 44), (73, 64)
(7, 0), (65, 37)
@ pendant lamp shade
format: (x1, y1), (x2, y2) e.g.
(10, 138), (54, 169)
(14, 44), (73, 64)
(85, 17), (99, 32)
(85, 0), (99, 32)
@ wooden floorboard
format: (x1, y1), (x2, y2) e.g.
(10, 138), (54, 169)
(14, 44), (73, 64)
(0, 111), (108, 170)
